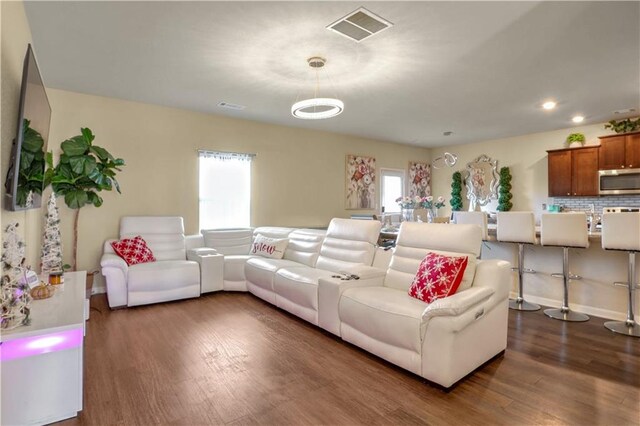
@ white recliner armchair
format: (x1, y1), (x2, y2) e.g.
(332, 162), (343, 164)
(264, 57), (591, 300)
(337, 222), (511, 388)
(101, 216), (218, 308)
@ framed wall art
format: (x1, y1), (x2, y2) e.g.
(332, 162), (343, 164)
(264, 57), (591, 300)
(408, 161), (431, 198)
(346, 155), (376, 209)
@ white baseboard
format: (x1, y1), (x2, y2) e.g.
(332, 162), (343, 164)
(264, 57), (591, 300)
(509, 292), (626, 321)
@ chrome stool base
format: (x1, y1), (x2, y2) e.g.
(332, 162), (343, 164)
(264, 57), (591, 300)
(509, 299), (540, 311)
(544, 308), (589, 322)
(604, 321), (640, 337)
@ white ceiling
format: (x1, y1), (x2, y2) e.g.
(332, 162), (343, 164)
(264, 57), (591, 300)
(24, 1), (640, 147)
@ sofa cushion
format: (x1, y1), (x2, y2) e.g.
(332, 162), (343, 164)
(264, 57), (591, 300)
(128, 260), (200, 293)
(120, 216), (187, 261)
(111, 236), (156, 266)
(249, 234), (289, 259)
(245, 257), (303, 292)
(201, 228), (253, 255)
(283, 229), (326, 267)
(340, 286), (428, 353)
(408, 252), (468, 303)
(274, 266), (336, 311)
(315, 218), (381, 273)
(224, 255), (253, 282)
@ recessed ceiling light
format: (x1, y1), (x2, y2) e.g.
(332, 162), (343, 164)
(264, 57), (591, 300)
(443, 131), (453, 136)
(542, 101), (557, 110)
(572, 115), (585, 123)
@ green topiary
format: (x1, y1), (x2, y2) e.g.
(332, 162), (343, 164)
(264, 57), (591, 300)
(450, 171), (463, 211)
(497, 167), (513, 212)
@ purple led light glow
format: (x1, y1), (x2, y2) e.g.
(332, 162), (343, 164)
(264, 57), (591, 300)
(1, 328), (83, 362)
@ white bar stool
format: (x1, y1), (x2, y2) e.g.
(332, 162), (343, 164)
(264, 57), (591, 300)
(601, 212), (640, 337)
(454, 211), (488, 241)
(540, 213), (590, 322)
(497, 212), (540, 311)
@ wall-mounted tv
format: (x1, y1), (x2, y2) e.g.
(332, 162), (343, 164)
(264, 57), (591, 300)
(4, 44), (51, 211)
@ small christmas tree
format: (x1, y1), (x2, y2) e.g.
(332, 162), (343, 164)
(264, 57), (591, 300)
(41, 193), (64, 274)
(1, 222), (32, 330)
(450, 171), (463, 211)
(497, 167), (513, 211)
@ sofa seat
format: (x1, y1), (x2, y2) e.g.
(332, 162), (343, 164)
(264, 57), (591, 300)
(340, 286), (428, 354)
(274, 266), (336, 324)
(127, 260), (200, 307)
(245, 257), (304, 303)
(223, 255), (254, 291)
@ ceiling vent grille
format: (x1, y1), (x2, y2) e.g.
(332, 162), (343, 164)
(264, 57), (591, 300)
(326, 7), (393, 43)
(217, 102), (245, 111)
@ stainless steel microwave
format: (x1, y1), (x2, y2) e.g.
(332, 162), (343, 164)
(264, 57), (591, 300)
(599, 168), (640, 195)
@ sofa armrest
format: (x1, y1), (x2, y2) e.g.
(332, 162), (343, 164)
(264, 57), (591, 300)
(318, 275), (385, 336)
(185, 234), (205, 250)
(421, 287), (494, 324)
(100, 253), (129, 308)
(420, 259), (510, 334)
(187, 249), (223, 293)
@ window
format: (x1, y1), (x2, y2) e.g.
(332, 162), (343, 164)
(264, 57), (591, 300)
(198, 151), (254, 230)
(380, 169), (405, 213)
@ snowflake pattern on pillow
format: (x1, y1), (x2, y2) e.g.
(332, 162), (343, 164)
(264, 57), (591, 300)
(111, 236), (156, 266)
(408, 251), (468, 304)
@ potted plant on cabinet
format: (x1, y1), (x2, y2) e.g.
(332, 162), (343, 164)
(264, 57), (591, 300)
(565, 133), (586, 147)
(45, 128), (125, 279)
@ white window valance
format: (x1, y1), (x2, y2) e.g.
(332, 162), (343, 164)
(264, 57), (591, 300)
(198, 150), (256, 162)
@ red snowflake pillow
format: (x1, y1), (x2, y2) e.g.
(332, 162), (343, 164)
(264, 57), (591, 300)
(111, 236), (156, 266)
(408, 251), (468, 304)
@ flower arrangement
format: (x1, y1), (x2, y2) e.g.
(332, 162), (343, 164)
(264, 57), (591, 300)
(420, 195), (446, 211)
(396, 195), (422, 209)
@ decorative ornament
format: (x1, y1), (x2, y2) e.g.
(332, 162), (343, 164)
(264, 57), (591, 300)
(31, 283), (54, 300)
(497, 167), (513, 212)
(1, 222), (32, 330)
(450, 171), (463, 211)
(40, 193), (64, 275)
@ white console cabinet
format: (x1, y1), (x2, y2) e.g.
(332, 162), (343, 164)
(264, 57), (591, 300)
(1, 271), (86, 425)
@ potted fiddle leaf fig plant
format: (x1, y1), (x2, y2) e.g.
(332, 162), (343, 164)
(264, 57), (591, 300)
(45, 128), (125, 272)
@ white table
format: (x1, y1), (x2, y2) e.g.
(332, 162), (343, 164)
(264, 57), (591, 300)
(1, 271), (86, 425)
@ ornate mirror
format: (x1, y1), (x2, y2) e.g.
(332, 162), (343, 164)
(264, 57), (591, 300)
(464, 154), (499, 210)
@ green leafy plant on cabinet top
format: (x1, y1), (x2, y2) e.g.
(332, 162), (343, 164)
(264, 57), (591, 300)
(604, 117), (640, 134)
(565, 132), (586, 147)
(45, 128), (125, 271)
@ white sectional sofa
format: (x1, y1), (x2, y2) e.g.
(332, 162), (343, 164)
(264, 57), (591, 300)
(102, 217), (510, 388)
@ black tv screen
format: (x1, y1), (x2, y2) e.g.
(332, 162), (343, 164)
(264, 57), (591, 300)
(4, 44), (51, 211)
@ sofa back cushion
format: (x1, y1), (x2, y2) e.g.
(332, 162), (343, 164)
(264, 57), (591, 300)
(253, 227), (295, 240)
(283, 229), (326, 267)
(315, 218), (381, 272)
(384, 222), (481, 292)
(201, 228), (253, 255)
(120, 216), (186, 261)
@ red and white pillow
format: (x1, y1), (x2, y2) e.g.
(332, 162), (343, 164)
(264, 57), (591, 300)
(408, 251), (469, 304)
(111, 236), (156, 266)
(249, 234), (289, 259)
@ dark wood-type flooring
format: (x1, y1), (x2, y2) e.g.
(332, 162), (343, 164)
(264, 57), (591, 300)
(62, 293), (640, 425)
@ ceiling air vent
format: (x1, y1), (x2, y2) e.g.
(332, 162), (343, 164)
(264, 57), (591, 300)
(326, 7), (393, 43)
(217, 102), (245, 111)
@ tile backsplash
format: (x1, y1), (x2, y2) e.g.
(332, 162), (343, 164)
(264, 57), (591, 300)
(550, 195), (640, 212)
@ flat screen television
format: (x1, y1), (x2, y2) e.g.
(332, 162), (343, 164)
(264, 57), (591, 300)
(4, 44), (51, 211)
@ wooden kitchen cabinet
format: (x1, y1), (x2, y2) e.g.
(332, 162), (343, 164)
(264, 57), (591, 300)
(547, 146), (599, 196)
(599, 132), (640, 170)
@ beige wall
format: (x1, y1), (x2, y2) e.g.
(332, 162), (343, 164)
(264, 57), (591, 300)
(1, 0), (42, 268)
(431, 123), (612, 218)
(46, 89), (430, 286)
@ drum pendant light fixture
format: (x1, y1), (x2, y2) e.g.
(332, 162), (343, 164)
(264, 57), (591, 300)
(291, 57), (344, 120)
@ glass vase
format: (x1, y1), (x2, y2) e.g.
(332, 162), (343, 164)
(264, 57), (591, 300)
(402, 208), (414, 222)
(427, 208), (436, 223)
